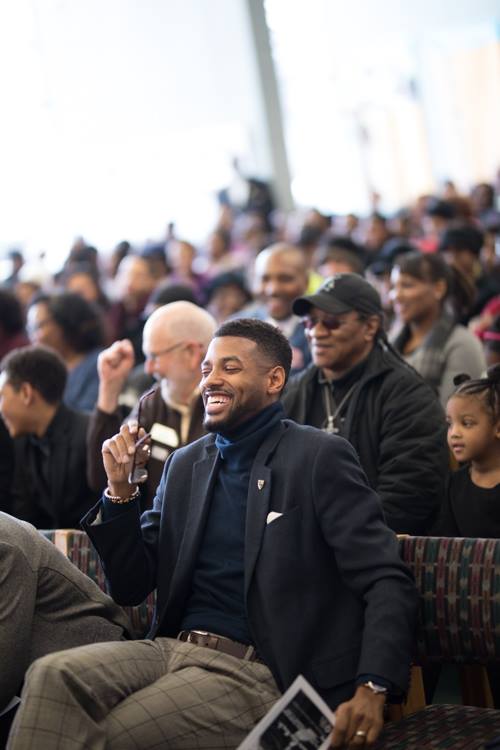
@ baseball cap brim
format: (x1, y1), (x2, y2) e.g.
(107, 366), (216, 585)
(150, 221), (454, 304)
(293, 292), (353, 317)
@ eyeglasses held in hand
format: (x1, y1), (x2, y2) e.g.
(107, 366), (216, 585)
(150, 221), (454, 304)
(128, 387), (156, 485)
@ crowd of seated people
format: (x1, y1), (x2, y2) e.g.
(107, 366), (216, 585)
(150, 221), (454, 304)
(1, 173), (500, 746)
(0, 175), (499, 530)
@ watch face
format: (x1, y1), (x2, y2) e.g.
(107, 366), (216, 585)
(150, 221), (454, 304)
(365, 681), (388, 694)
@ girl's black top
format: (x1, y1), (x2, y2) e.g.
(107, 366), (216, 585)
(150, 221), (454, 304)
(434, 464), (500, 538)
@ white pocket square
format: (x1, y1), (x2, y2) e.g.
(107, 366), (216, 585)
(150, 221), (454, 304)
(266, 511), (283, 525)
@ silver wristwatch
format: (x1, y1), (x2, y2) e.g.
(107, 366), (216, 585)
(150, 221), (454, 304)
(361, 680), (388, 695)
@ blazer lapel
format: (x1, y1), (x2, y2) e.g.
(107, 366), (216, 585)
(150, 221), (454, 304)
(244, 422), (285, 597)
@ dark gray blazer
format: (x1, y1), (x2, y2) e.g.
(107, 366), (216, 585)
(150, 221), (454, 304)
(0, 512), (131, 711)
(83, 418), (417, 708)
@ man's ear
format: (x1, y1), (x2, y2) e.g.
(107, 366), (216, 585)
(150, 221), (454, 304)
(267, 365), (286, 395)
(185, 341), (205, 369)
(19, 382), (34, 405)
(363, 315), (381, 342)
(495, 420), (500, 441)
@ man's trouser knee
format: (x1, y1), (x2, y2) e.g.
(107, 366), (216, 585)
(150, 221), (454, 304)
(8, 637), (281, 750)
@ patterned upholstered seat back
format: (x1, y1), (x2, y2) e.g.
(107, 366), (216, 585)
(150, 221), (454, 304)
(400, 536), (500, 664)
(41, 531), (500, 661)
(40, 528), (155, 638)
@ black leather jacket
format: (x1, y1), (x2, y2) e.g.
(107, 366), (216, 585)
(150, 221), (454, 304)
(282, 342), (449, 534)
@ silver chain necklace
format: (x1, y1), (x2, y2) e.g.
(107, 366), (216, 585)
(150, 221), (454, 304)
(322, 382), (358, 434)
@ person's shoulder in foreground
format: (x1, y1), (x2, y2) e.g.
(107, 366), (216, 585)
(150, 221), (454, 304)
(0, 511), (132, 714)
(0, 511), (132, 638)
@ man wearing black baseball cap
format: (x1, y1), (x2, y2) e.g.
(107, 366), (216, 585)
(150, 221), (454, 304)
(283, 274), (448, 534)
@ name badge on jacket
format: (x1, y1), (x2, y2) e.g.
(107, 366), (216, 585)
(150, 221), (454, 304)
(150, 423), (179, 448)
(151, 445), (170, 462)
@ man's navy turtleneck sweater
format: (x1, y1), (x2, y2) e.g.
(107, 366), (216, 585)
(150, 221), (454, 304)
(180, 401), (284, 644)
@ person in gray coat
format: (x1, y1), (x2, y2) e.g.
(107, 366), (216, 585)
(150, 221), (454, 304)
(0, 512), (131, 720)
(390, 251), (486, 406)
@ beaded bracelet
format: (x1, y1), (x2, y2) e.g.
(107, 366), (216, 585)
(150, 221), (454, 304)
(104, 486), (140, 504)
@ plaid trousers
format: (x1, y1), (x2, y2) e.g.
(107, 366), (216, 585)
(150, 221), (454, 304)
(7, 637), (281, 750)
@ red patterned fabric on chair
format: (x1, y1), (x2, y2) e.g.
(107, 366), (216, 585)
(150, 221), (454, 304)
(40, 529), (155, 638)
(403, 536), (500, 666)
(374, 536), (500, 749)
(374, 704), (500, 749)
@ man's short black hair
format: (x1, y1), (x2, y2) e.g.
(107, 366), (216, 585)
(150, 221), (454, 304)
(206, 271), (252, 304)
(324, 236), (364, 256)
(438, 225), (484, 256)
(0, 288), (25, 335)
(214, 318), (292, 386)
(317, 248), (364, 275)
(317, 236), (366, 274)
(1, 345), (67, 404)
(147, 281), (198, 308)
(425, 198), (456, 220)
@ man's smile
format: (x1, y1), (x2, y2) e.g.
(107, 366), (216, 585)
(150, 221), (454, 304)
(204, 391), (232, 414)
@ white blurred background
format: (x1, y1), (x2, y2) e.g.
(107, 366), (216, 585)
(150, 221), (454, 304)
(0, 0), (498, 267)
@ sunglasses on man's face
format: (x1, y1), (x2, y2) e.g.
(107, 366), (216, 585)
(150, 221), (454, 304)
(301, 313), (364, 331)
(128, 387), (156, 485)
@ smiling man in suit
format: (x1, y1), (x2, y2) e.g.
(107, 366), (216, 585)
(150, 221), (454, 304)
(9, 320), (417, 750)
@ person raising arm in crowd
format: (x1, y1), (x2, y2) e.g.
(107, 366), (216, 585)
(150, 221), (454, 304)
(86, 301), (216, 509)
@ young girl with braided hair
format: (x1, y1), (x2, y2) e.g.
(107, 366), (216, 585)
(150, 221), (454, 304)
(436, 365), (500, 536)
(430, 366), (500, 709)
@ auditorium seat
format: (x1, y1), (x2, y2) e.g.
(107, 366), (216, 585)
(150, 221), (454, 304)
(376, 536), (500, 749)
(40, 531), (500, 747)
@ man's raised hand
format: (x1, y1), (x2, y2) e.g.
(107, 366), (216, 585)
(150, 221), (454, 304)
(97, 340), (135, 413)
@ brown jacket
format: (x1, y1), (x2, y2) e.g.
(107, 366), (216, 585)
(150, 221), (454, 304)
(86, 386), (206, 509)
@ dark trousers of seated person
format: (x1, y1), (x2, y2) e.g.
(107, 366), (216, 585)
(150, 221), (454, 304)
(0, 705), (18, 750)
(423, 663), (500, 707)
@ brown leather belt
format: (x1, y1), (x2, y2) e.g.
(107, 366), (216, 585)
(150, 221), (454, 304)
(177, 630), (263, 663)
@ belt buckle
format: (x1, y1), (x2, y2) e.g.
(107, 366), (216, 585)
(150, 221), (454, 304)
(189, 630), (210, 646)
(244, 645), (256, 661)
